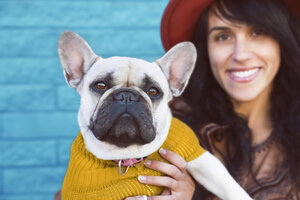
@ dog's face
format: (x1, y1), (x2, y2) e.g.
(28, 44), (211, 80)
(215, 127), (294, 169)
(75, 57), (174, 160)
(58, 32), (196, 160)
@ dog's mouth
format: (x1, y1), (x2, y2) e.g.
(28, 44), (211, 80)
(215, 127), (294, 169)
(107, 113), (146, 147)
(89, 89), (157, 147)
(90, 110), (156, 147)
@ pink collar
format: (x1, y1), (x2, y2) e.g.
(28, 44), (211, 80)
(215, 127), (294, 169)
(113, 157), (144, 166)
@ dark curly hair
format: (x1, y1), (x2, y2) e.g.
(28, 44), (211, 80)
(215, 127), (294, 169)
(180, 0), (300, 187)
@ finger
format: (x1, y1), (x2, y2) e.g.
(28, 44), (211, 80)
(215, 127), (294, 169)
(124, 196), (150, 200)
(161, 188), (171, 195)
(124, 195), (171, 200)
(138, 175), (177, 189)
(159, 148), (187, 171)
(149, 195), (173, 200)
(144, 160), (184, 180)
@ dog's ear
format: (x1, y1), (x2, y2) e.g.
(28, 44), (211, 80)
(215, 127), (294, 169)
(58, 31), (99, 88)
(155, 42), (197, 97)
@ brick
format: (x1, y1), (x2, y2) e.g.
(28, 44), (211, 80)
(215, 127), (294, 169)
(0, 140), (56, 166)
(138, 54), (165, 62)
(3, 167), (66, 193)
(0, 194), (54, 200)
(57, 139), (74, 165)
(0, 169), (3, 194)
(57, 86), (80, 111)
(0, 58), (65, 84)
(0, 1), (168, 27)
(2, 113), (79, 138)
(0, 116), (3, 138)
(83, 29), (165, 57)
(0, 86), (56, 112)
(0, 29), (60, 57)
(0, 29), (165, 57)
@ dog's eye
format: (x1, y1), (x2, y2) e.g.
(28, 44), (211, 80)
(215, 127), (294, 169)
(95, 82), (106, 90)
(147, 87), (159, 96)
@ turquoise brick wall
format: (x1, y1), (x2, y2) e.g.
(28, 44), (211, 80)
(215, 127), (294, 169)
(0, 0), (168, 199)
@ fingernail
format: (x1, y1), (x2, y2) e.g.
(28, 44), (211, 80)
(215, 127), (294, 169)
(137, 196), (149, 200)
(159, 148), (166, 155)
(138, 175), (147, 182)
(144, 160), (151, 166)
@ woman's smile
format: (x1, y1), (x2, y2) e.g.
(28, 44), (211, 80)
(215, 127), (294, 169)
(227, 67), (261, 83)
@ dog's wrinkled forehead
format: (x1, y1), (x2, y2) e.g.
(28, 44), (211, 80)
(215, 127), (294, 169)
(84, 56), (169, 90)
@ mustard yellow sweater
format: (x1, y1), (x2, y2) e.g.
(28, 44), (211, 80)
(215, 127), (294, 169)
(62, 118), (205, 200)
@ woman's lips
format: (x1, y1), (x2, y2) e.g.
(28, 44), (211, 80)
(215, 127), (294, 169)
(227, 67), (261, 83)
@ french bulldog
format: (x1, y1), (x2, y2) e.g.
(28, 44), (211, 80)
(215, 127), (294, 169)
(58, 31), (252, 200)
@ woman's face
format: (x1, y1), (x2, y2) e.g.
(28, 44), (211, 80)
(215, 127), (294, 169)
(207, 11), (281, 102)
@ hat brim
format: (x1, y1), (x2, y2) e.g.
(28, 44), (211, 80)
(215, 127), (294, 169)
(161, 0), (300, 52)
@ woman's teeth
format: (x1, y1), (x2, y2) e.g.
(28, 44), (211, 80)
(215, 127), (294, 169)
(231, 68), (259, 78)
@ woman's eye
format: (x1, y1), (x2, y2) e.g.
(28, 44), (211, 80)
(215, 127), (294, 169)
(147, 87), (159, 97)
(95, 82), (106, 90)
(252, 28), (266, 37)
(215, 33), (231, 41)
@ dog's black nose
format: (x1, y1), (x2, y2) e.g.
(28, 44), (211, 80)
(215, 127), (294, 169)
(113, 88), (140, 103)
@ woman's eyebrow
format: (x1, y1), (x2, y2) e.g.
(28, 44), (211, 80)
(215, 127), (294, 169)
(208, 26), (229, 34)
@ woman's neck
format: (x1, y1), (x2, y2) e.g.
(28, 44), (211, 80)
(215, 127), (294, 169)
(231, 84), (273, 146)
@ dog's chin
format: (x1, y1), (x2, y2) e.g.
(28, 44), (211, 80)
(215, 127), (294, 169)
(99, 113), (151, 148)
(82, 124), (170, 160)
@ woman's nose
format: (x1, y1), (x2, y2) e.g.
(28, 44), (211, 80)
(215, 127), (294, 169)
(232, 37), (252, 62)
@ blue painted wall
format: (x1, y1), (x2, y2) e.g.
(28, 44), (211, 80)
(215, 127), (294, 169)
(0, 0), (168, 199)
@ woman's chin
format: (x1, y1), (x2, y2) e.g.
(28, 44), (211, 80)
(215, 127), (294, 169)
(228, 91), (260, 103)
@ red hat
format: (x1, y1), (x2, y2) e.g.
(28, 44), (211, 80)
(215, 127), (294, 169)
(161, 0), (300, 51)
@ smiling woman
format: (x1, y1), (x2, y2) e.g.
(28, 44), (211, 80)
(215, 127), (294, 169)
(206, 10), (281, 103)
(124, 0), (300, 199)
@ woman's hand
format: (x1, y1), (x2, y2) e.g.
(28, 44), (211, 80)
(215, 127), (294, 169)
(125, 148), (195, 200)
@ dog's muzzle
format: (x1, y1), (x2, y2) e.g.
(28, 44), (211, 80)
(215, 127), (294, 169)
(89, 88), (156, 147)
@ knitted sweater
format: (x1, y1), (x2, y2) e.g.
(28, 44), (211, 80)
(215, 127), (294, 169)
(62, 117), (205, 200)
